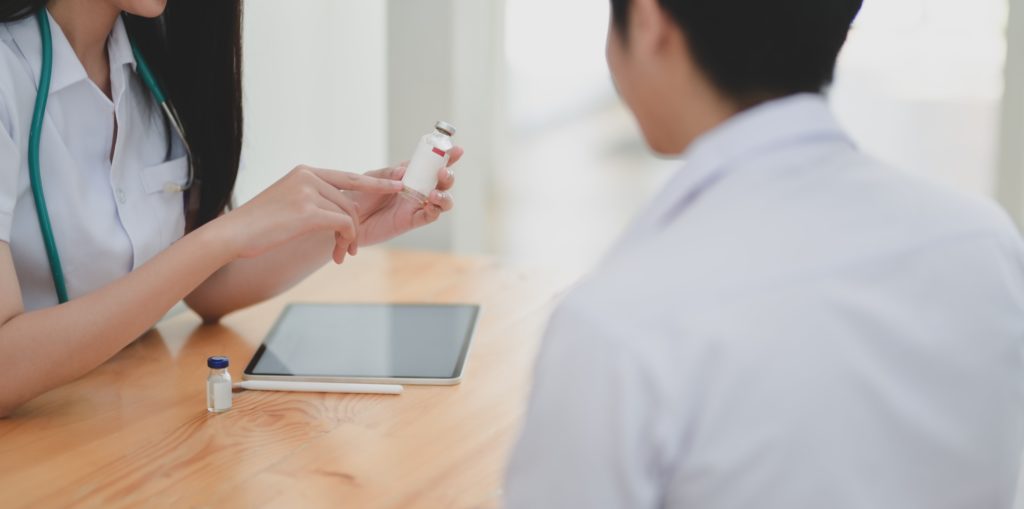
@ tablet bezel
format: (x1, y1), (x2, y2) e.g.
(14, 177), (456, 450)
(242, 302), (481, 385)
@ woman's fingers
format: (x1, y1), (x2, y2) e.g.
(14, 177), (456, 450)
(364, 149), (458, 191)
(309, 190), (358, 258)
(447, 146), (464, 167)
(413, 204), (444, 227)
(428, 190), (454, 212)
(312, 194), (359, 259)
(313, 179), (360, 221)
(308, 166), (404, 193)
(308, 171), (369, 255)
(364, 165), (407, 181)
(433, 147), (461, 191)
(311, 193), (359, 261)
(288, 160), (458, 256)
(334, 233), (350, 264)
(314, 209), (356, 242)
(436, 166), (455, 192)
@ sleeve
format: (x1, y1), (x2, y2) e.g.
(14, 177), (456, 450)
(503, 300), (678, 509)
(0, 93), (19, 243)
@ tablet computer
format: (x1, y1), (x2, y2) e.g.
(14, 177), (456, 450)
(243, 303), (481, 385)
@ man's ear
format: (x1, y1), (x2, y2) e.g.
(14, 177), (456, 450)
(629, 0), (676, 55)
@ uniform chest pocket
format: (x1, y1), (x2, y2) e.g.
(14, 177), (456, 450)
(140, 157), (189, 194)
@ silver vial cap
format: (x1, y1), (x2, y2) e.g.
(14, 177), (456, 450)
(435, 121), (456, 137)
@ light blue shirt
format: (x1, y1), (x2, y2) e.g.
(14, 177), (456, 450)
(504, 94), (1024, 509)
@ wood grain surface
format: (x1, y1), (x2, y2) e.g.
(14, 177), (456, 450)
(0, 249), (573, 509)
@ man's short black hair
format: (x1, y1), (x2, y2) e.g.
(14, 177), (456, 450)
(611, 0), (863, 106)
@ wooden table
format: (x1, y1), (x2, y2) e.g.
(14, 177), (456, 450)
(0, 250), (572, 509)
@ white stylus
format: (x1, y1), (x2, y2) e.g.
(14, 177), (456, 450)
(234, 380), (403, 395)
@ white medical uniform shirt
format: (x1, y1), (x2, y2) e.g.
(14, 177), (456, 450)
(504, 94), (1024, 509)
(0, 13), (187, 310)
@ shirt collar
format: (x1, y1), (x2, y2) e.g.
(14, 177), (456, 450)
(643, 93), (854, 227)
(107, 16), (136, 70)
(5, 11), (135, 94)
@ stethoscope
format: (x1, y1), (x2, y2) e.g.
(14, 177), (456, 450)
(29, 9), (193, 303)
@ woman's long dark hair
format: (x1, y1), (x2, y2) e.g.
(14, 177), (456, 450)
(0, 0), (243, 231)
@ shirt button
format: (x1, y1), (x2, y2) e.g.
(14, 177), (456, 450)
(116, 188), (127, 204)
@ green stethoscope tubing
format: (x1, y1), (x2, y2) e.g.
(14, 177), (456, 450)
(28, 10), (63, 302)
(29, 9), (191, 303)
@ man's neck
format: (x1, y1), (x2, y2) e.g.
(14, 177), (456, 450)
(663, 89), (739, 156)
(47, 0), (120, 99)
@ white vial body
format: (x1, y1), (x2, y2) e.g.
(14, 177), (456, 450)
(401, 130), (454, 202)
(207, 368), (232, 413)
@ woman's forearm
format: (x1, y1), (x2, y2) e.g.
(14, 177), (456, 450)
(0, 163), (406, 416)
(0, 222), (235, 417)
(184, 231), (335, 322)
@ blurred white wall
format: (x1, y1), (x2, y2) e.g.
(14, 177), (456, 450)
(831, 0), (1007, 196)
(385, 0), (504, 254)
(238, 1), (389, 202)
(496, 0), (674, 271)
(240, 1), (500, 254)
(506, 0), (615, 131)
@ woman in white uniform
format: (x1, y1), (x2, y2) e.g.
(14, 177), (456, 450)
(0, 0), (461, 416)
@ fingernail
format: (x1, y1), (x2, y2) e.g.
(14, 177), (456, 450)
(447, 168), (455, 180)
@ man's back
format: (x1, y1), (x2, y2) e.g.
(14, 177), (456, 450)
(504, 95), (1024, 509)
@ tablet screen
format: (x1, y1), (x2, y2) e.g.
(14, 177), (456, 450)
(245, 303), (480, 379)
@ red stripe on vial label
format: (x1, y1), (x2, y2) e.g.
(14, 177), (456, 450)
(432, 147), (446, 157)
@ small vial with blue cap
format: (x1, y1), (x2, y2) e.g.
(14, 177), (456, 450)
(206, 356), (232, 413)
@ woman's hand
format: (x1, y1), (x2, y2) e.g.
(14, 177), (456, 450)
(211, 165), (403, 264)
(345, 147), (462, 246)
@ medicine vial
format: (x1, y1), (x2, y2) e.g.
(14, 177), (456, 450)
(401, 121), (456, 202)
(206, 356), (232, 413)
